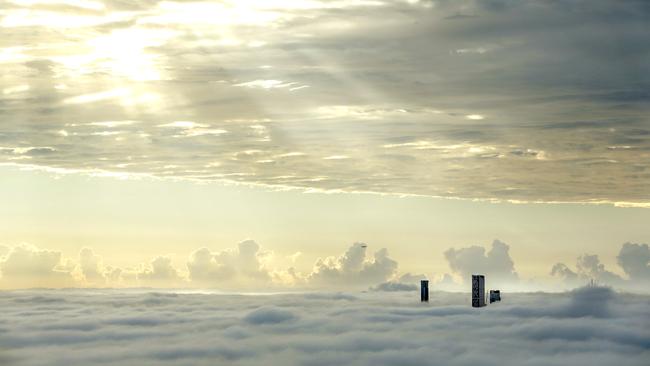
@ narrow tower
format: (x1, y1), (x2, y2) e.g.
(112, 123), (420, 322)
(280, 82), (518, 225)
(472, 275), (485, 307)
(420, 279), (429, 302)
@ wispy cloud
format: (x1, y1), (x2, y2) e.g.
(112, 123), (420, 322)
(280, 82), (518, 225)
(0, 0), (648, 206)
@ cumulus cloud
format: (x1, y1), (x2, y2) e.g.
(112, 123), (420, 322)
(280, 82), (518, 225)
(617, 242), (650, 282)
(0, 287), (647, 366)
(137, 256), (185, 287)
(553, 242), (650, 291)
(575, 254), (624, 285)
(1, 240), (646, 293)
(443, 239), (518, 287)
(187, 240), (273, 289)
(78, 247), (105, 285)
(0, 244), (73, 288)
(308, 243), (398, 289)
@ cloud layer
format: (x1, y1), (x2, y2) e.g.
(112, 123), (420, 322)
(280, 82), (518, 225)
(2, 239), (648, 292)
(0, 287), (648, 366)
(0, 240), (402, 290)
(1, 0), (648, 205)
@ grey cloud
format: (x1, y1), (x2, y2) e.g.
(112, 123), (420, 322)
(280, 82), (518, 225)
(576, 254), (624, 285)
(370, 282), (418, 292)
(551, 262), (579, 284)
(444, 239), (518, 287)
(244, 306), (298, 325)
(0, 0), (648, 205)
(617, 242), (650, 282)
(551, 242), (650, 291)
(551, 254), (621, 289)
(0, 287), (648, 366)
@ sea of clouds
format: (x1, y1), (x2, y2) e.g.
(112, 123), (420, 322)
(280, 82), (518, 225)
(0, 286), (648, 366)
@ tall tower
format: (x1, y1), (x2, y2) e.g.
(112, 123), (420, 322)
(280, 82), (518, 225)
(420, 279), (429, 302)
(472, 275), (485, 307)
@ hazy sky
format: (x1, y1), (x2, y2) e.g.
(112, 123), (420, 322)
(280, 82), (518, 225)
(0, 0), (648, 290)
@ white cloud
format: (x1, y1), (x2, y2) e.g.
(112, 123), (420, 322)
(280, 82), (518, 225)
(62, 88), (129, 105)
(0, 244), (73, 288)
(157, 121), (209, 129)
(187, 240), (272, 289)
(0, 286), (647, 366)
(308, 243), (398, 288)
(2, 84), (30, 95)
(78, 247), (105, 285)
(1, 241), (646, 293)
(138, 256), (186, 286)
(323, 155), (349, 160)
(233, 80), (297, 89)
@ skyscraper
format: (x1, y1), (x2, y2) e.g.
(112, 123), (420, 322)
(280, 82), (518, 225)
(420, 279), (429, 302)
(489, 290), (501, 303)
(472, 275), (485, 307)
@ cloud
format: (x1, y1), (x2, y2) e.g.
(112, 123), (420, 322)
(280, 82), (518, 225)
(308, 243), (398, 288)
(78, 247), (105, 285)
(243, 306), (298, 325)
(369, 281), (417, 292)
(575, 254), (624, 285)
(552, 242), (650, 291)
(443, 239), (518, 287)
(0, 0), (648, 206)
(617, 242), (650, 282)
(1, 240), (646, 293)
(187, 240), (272, 288)
(0, 244), (73, 288)
(0, 286), (648, 366)
(137, 256), (186, 287)
(551, 262), (579, 284)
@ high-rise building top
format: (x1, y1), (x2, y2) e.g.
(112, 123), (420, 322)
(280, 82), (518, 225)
(472, 275), (485, 308)
(420, 279), (429, 302)
(489, 290), (501, 303)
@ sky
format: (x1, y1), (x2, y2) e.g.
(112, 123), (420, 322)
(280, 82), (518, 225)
(0, 0), (649, 291)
